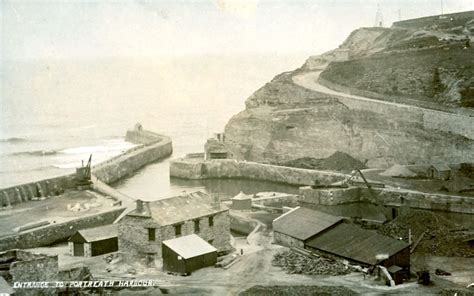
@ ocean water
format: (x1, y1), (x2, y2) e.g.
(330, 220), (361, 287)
(0, 54), (309, 195)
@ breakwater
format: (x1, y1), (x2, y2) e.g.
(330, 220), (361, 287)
(0, 128), (173, 207)
(170, 158), (347, 186)
(299, 186), (474, 215)
(92, 131), (172, 184)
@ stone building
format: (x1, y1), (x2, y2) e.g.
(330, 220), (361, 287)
(204, 133), (228, 160)
(118, 191), (231, 266)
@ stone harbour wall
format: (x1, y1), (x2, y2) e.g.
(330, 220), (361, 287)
(170, 158), (347, 186)
(0, 208), (125, 251)
(92, 133), (172, 184)
(0, 129), (173, 207)
(298, 186), (474, 214)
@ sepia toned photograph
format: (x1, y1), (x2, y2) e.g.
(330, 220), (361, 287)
(0, 0), (473, 295)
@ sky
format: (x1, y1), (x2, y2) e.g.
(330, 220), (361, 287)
(1, 0), (473, 60)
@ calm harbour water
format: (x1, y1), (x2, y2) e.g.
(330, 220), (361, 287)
(0, 54), (308, 197)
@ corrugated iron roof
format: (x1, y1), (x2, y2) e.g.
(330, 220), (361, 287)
(306, 223), (409, 265)
(162, 234), (217, 259)
(70, 224), (118, 243)
(133, 191), (227, 226)
(273, 207), (343, 241)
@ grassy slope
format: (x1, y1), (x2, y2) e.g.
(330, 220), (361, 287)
(321, 45), (474, 107)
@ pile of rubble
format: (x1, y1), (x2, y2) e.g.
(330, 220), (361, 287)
(378, 209), (473, 257)
(272, 250), (351, 276)
(279, 151), (366, 172)
(240, 285), (358, 296)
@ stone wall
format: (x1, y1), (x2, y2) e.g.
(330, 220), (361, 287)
(229, 213), (259, 235)
(118, 210), (231, 263)
(0, 130), (172, 207)
(93, 133), (172, 184)
(170, 158), (346, 186)
(0, 208), (125, 251)
(0, 173), (76, 208)
(318, 76), (474, 140)
(298, 186), (474, 215)
(273, 232), (304, 249)
(9, 251), (59, 296)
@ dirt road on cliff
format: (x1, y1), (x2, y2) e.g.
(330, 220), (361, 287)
(292, 71), (474, 117)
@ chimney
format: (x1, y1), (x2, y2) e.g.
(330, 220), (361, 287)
(136, 199), (143, 213)
(211, 194), (220, 210)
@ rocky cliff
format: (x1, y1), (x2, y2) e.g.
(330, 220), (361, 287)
(224, 13), (474, 168)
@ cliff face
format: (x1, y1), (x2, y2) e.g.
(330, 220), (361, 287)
(225, 74), (473, 168)
(224, 16), (474, 168)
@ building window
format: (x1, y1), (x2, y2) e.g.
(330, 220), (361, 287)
(194, 219), (200, 233)
(148, 228), (155, 241)
(174, 224), (182, 236)
(209, 216), (214, 227)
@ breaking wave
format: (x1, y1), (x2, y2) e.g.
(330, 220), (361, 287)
(0, 137), (27, 143)
(11, 150), (58, 157)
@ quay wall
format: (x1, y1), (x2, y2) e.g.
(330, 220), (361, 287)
(170, 158), (347, 186)
(0, 208), (125, 251)
(92, 132), (172, 184)
(0, 129), (172, 207)
(299, 186), (474, 215)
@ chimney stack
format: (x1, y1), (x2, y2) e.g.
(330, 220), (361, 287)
(136, 199), (143, 213)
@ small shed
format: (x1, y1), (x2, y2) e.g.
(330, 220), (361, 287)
(429, 163), (451, 180)
(231, 191), (252, 210)
(273, 207), (343, 248)
(68, 224), (118, 257)
(388, 265), (405, 285)
(162, 234), (217, 274)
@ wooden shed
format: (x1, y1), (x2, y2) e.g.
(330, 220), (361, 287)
(272, 207), (343, 248)
(429, 163), (451, 180)
(68, 224), (118, 257)
(162, 234), (217, 274)
(231, 191), (252, 210)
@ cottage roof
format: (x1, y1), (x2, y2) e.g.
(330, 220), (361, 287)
(430, 163), (451, 172)
(306, 223), (409, 265)
(68, 224), (118, 243)
(162, 234), (217, 259)
(129, 191), (227, 225)
(233, 191), (251, 200)
(273, 207), (343, 241)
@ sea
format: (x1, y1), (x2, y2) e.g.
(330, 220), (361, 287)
(0, 54), (309, 200)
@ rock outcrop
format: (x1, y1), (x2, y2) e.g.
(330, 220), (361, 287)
(223, 13), (474, 168)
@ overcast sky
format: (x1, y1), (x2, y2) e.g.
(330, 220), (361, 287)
(1, 0), (473, 60)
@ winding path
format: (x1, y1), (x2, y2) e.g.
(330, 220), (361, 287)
(293, 71), (473, 116)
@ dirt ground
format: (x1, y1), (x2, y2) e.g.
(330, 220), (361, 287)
(28, 215), (472, 296)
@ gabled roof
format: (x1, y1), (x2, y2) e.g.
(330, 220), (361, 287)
(306, 223), (410, 266)
(128, 191), (227, 226)
(430, 163), (451, 172)
(273, 207), (343, 241)
(162, 234), (217, 259)
(69, 224), (118, 243)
